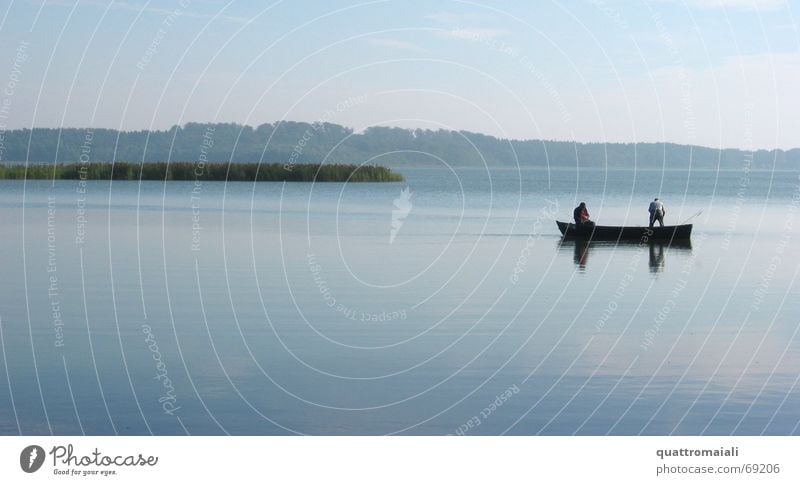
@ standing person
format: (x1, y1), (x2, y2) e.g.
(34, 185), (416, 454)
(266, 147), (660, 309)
(648, 197), (665, 228)
(573, 202), (593, 226)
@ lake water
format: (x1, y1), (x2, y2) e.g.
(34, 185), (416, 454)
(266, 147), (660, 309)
(1, 167), (799, 435)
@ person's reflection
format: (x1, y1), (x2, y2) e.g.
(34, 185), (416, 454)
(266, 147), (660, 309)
(573, 238), (590, 270)
(649, 242), (666, 273)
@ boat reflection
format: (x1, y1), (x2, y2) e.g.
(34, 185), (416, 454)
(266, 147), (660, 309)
(559, 239), (692, 273)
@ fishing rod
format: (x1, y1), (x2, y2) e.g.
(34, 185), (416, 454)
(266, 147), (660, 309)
(680, 209), (703, 225)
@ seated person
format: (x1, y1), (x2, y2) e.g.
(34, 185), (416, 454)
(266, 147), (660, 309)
(573, 202), (594, 226)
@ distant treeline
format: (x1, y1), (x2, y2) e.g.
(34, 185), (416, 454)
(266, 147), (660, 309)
(0, 162), (404, 182)
(0, 121), (797, 169)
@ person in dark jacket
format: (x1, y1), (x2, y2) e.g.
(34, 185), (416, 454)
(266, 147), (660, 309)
(573, 202), (593, 226)
(648, 197), (665, 228)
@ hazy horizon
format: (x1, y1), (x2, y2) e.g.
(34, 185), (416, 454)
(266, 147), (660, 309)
(0, 1), (798, 151)
(4, 119), (800, 153)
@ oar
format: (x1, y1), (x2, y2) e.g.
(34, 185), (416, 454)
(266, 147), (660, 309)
(680, 210), (703, 225)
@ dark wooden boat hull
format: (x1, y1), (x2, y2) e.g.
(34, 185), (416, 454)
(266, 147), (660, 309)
(556, 221), (692, 242)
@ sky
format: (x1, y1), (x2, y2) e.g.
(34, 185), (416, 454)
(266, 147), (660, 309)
(0, 0), (798, 149)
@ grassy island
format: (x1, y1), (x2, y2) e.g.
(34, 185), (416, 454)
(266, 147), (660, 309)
(0, 162), (404, 182)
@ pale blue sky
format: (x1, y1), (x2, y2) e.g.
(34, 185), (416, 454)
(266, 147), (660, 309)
(0, 0), (798, 148)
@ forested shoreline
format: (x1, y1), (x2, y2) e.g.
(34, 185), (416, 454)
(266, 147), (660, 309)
(0, 122), (797, 169)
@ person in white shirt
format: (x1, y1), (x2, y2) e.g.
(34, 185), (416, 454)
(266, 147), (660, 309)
(648, 197), (665, 228)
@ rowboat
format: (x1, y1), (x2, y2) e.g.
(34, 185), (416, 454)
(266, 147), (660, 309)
(556, 221), (692, 242)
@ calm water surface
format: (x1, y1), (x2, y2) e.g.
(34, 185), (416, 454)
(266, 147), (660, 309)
(1, 167), (799, 435)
